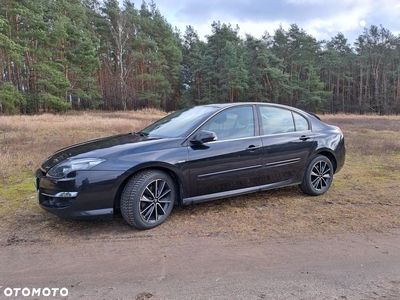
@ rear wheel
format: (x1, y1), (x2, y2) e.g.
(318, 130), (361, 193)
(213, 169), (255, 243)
(300, 155), (333, 196)
(121, 170), (175, 230)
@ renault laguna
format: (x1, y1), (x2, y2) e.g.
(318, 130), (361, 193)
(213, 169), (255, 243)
(35, 103), (345, 229)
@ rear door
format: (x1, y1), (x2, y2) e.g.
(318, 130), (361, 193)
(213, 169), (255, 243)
(258, 105), (315, 184)
(188, 105), (263, 197)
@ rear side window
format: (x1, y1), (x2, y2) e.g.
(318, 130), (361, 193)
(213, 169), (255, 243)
(259, 107), (310, 135)
(260, 106), (295, 135)
(293, 112), (309, 131)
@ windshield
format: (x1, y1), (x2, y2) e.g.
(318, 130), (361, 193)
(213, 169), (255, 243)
(140, 106), (219, 138)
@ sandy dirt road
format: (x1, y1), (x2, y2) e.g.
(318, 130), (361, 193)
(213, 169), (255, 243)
(1, 230), (399, 300)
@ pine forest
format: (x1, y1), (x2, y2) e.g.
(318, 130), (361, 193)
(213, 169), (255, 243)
(1, 0), (400, 115)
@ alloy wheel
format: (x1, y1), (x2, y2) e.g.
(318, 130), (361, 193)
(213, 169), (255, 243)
(310, 160), (332, 191)
(139, 179), (172, 223)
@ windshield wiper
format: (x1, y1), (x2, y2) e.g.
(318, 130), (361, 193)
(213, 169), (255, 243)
(131, 131), (148, 137)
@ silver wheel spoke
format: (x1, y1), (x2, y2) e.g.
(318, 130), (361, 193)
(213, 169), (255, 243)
(156, 203), (167, 215)
(156, 180), (165, 197)
(159, 188), (171, 199)
(139, 178), (172, 224)
(141, 195), (153, 203)
(322, 170), (331, 177)
(158, 199), (171, 204)
(145, 186), (155, 199)
(311, 161), (331, 191)
(142, 204), (154, 221)
(154, 202), (158, 222)
(141, 203), (152, 214)
(312, 178), (321, 189)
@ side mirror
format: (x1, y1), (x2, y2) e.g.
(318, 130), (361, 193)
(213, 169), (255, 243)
(191, 130), (217, 145)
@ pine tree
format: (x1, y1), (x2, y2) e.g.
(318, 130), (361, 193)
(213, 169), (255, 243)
(218, 41), (248, 102)
(244, 34), (289, 103)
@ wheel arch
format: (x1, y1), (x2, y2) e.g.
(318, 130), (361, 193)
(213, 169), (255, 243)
(113, 165), (184, 211)
(314, 150), (338, 173)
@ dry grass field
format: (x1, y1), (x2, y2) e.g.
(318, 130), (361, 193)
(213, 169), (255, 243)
(0, 111), (399, 245)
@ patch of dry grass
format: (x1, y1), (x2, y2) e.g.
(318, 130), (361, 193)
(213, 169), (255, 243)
(322, 114), (400, 155)
(0, 110), (166, 180)
(0, 112), (399, 245)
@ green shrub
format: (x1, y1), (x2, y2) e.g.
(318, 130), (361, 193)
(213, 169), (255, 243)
(0, 83), (26, 115)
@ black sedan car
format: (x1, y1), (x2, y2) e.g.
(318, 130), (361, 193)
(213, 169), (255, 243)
(36, 103), (345, 229)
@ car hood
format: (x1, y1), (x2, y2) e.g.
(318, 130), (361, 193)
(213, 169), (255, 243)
(41, 133), (161, 171)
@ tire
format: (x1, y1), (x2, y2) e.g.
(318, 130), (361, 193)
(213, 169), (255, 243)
(121, 170), (176, 230)
(300, 155), (333, 196)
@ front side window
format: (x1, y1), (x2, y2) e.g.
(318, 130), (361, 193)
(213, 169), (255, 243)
(201, 106), (255, 141)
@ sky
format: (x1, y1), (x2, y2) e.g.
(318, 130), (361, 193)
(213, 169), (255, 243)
(128, 0), (400, 44)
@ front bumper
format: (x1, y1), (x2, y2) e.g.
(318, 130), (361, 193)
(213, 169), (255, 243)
(35, 169), (119, 220)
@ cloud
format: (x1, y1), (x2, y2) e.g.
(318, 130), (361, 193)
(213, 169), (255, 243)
(128, 0), (400, 43)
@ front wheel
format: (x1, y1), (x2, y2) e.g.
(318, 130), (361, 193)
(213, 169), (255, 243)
(300, 155), (334, 196)
(121, 170), (176, 230)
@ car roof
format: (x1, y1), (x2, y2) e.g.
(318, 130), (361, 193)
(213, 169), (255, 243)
(203, 102), (308, 113)
(200, 102), (323, 124)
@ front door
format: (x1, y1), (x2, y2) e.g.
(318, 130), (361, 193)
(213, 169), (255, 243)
(188, 105), (263, 197)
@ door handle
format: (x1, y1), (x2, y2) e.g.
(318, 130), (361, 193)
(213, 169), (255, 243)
(299, 135), (311, 141)
(246, 145), (261, 151)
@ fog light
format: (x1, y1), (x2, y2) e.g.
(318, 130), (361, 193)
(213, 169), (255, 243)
(54, 192), (78, 198)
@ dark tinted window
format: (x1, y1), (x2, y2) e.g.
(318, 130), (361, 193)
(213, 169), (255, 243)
(202, 106), (255, 141)
(259, 106), (295, 135)
(141, 106), (217, 137)
(293, 112), (309, 131)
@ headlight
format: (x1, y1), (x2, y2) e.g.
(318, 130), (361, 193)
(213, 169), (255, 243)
(47, 158), (106, 177)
